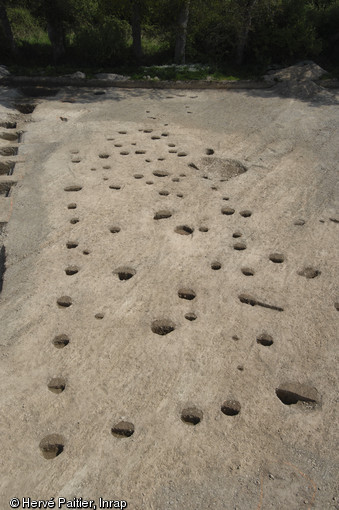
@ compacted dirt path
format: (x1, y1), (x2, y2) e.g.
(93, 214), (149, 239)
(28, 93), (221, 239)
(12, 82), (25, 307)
(0, 82), (338, 509)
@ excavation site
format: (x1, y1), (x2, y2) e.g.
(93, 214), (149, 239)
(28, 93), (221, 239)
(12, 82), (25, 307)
(0, 66), (338, 509)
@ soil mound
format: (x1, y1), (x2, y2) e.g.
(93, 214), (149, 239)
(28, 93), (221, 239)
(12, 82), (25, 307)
(264, 61), (336, 102)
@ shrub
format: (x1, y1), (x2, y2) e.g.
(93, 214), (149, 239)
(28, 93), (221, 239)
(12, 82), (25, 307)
(73, 17), (131, 66)
(249, 0), (322, 65)
(187, 1), (238, 64)
(312, 0), (339, 62)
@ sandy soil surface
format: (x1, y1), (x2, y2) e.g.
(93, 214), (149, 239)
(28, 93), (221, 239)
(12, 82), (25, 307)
(0, 78), (338, 510)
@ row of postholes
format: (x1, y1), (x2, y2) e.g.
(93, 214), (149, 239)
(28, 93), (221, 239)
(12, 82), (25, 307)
(39, 138), (327, 461)
(0, 102), (41, 191)
(40, 383), (320, 460)
(0, 121), (20, 198)
(1, 114), (334, 462)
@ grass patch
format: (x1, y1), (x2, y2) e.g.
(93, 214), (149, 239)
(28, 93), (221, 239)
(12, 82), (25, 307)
(7, 62), (266, 81)
(142, 35), (171, 58)
(129, 65), (244, 81)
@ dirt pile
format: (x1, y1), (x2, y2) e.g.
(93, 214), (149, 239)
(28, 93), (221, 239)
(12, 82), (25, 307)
(264, 61), (336, 101)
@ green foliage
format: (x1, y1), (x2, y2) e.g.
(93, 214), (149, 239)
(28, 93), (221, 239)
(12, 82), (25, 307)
(73, 16), (131, 66)
(310, 0), (339, 60)
(0, 28), (10, 61)
(131, 64), (207, 80)
(129, 63), (247, 81)
(2, 0), (338, 73)
(40, 0), (99, 27)
(248, 0), (322, 65)
(187, 1), (239, 63)
(142, 34), (171, 60)
(7, 6), (48, 44)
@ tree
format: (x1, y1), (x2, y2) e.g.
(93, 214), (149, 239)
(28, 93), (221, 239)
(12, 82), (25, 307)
(31, 0), (100, 64)
(235, 0), (259, 65)
(99, 0), (146, 62)
(309, 0), (338, 8)
(174, 0), (190, 63)
(131, 0), (143, 62)
(41, 0), (68, 63)
(46, 18), (66, 64)
(0, 0), (16, 55)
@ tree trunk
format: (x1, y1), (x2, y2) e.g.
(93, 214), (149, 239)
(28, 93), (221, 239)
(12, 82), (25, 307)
(235, 0), (258, 65)
(131, 0), (143, 63)
(47, 20), (65, 64)
(0, 2), (16, 56)
(175, 0), (190, 65)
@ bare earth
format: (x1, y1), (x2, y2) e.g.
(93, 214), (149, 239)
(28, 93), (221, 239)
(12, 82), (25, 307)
(0, 77), (338, 510)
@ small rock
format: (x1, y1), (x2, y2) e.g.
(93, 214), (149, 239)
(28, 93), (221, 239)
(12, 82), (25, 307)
(294, 219), (305, 225)
(69, 71), (86, 79)
(95, 73), (129, 81)
(0, 65), (10, 79)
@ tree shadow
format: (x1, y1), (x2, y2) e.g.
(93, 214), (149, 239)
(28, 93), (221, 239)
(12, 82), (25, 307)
(230, 80), (339, 108)
(1, 74), (338, 112)
(0, 244), (6, 294)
